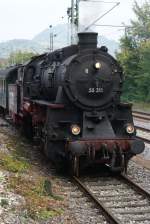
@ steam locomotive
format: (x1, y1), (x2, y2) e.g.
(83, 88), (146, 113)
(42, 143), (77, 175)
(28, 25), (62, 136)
(0, 32), (144, 176)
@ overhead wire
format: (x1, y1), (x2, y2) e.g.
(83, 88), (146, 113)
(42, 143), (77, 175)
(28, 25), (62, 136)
(83, 2), (120, 31)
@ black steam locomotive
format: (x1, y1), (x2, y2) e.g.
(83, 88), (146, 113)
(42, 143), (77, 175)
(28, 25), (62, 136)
(0, 32), (144, 176)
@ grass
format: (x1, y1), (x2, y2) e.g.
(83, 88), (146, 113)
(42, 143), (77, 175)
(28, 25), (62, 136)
(0, 131), (31, 173)
(8, 175), (64, 220)
(0, 151), (30, 173)
(0, 173), (5, 182)
(0, 198), (9, 208)
(0, 129), (64, 221)
(38, 210), (60, 220)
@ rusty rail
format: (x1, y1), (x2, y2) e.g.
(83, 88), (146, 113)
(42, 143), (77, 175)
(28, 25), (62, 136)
(132, 110), (150, 116)
(135, 126), (150, 133)
(135, 125), (150, 144)
(120, 174), (150, 199)
(133, 110), (150, 121)
(137, 136), (150, 144)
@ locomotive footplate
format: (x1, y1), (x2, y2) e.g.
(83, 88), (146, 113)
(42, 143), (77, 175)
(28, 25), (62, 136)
(68, 138), (144, 175)
(68, 138), (145, 159)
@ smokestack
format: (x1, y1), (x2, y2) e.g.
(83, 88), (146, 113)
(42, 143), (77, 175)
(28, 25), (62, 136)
(78, 32), (98, 50)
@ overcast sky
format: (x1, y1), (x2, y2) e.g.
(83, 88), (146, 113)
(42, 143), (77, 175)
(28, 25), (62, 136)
(0, 0), (145, 42)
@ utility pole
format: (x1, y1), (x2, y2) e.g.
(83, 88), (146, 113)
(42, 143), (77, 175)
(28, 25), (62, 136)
(49, 25), (53, 52)
(49, 25), (57, 52)
(68, 0), (79, 44)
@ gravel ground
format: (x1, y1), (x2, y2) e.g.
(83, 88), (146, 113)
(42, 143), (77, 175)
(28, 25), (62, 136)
(128, 160), (150, 193)
(82, 175), (150, 224)
(58, 177), (108, 224)
(0, 117), (150, 223)
(0, 170), (38, 224)
(0, 119), (76, 224)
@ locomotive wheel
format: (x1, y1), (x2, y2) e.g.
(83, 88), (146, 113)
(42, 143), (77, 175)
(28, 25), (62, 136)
(124, 155), (130, 174)
(71, 155), (80, 177)
(124, 158), (128, 174)
(109, 148), (125, 174)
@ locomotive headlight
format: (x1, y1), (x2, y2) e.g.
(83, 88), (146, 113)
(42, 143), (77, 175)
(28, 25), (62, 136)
(71, 125), (81, 135)
(126, 123), (135, 134)
(94, 62), (101, 70)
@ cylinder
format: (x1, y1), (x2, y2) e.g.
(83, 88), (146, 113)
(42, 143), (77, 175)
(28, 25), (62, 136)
(78, 32), (98, 50)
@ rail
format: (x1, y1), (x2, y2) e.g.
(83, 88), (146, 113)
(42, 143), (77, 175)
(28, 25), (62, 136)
(120, 174), (150, 199)
(73, 176), (120, 224)
(132, 110), (150, 116)
(73, 174), (150, 223)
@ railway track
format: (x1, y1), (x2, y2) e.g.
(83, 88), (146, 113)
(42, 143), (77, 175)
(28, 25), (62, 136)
(135, 126), (150, 144)
(73, 174), (150, 224)
(0, 116), (150, 223)
(133, 110), (150, 117)
(137, 135), (150, 144)
(133, 110), (150, 121)
(132, 110), (150, 144)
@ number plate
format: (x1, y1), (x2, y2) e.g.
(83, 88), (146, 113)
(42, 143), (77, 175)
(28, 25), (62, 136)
(88, 87), (104, 93)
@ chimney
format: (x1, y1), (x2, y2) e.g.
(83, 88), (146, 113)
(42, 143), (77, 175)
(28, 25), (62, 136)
(78, 32), (98, 50)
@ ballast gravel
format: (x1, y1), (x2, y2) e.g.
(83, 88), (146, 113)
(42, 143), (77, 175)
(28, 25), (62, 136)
(0, 117), (150, 223)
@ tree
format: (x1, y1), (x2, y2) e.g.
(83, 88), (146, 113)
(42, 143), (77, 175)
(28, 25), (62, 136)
(116, 1), (150, 103)
(117, 35), (140, 101)
(8, 51), (37, 65)
(0, 58), (8, 68)
(131, 1), (150, 41)
(137, 40), (150, 101)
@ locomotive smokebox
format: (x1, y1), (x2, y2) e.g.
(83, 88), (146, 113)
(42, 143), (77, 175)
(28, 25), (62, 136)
(78, 32), (98, 50)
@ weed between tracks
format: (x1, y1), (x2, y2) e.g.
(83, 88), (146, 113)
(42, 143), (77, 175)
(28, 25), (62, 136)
(0, 130), (65, 221)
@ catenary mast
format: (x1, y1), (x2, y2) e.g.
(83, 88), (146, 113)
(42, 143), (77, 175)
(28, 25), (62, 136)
(68, 0), (79, 44)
